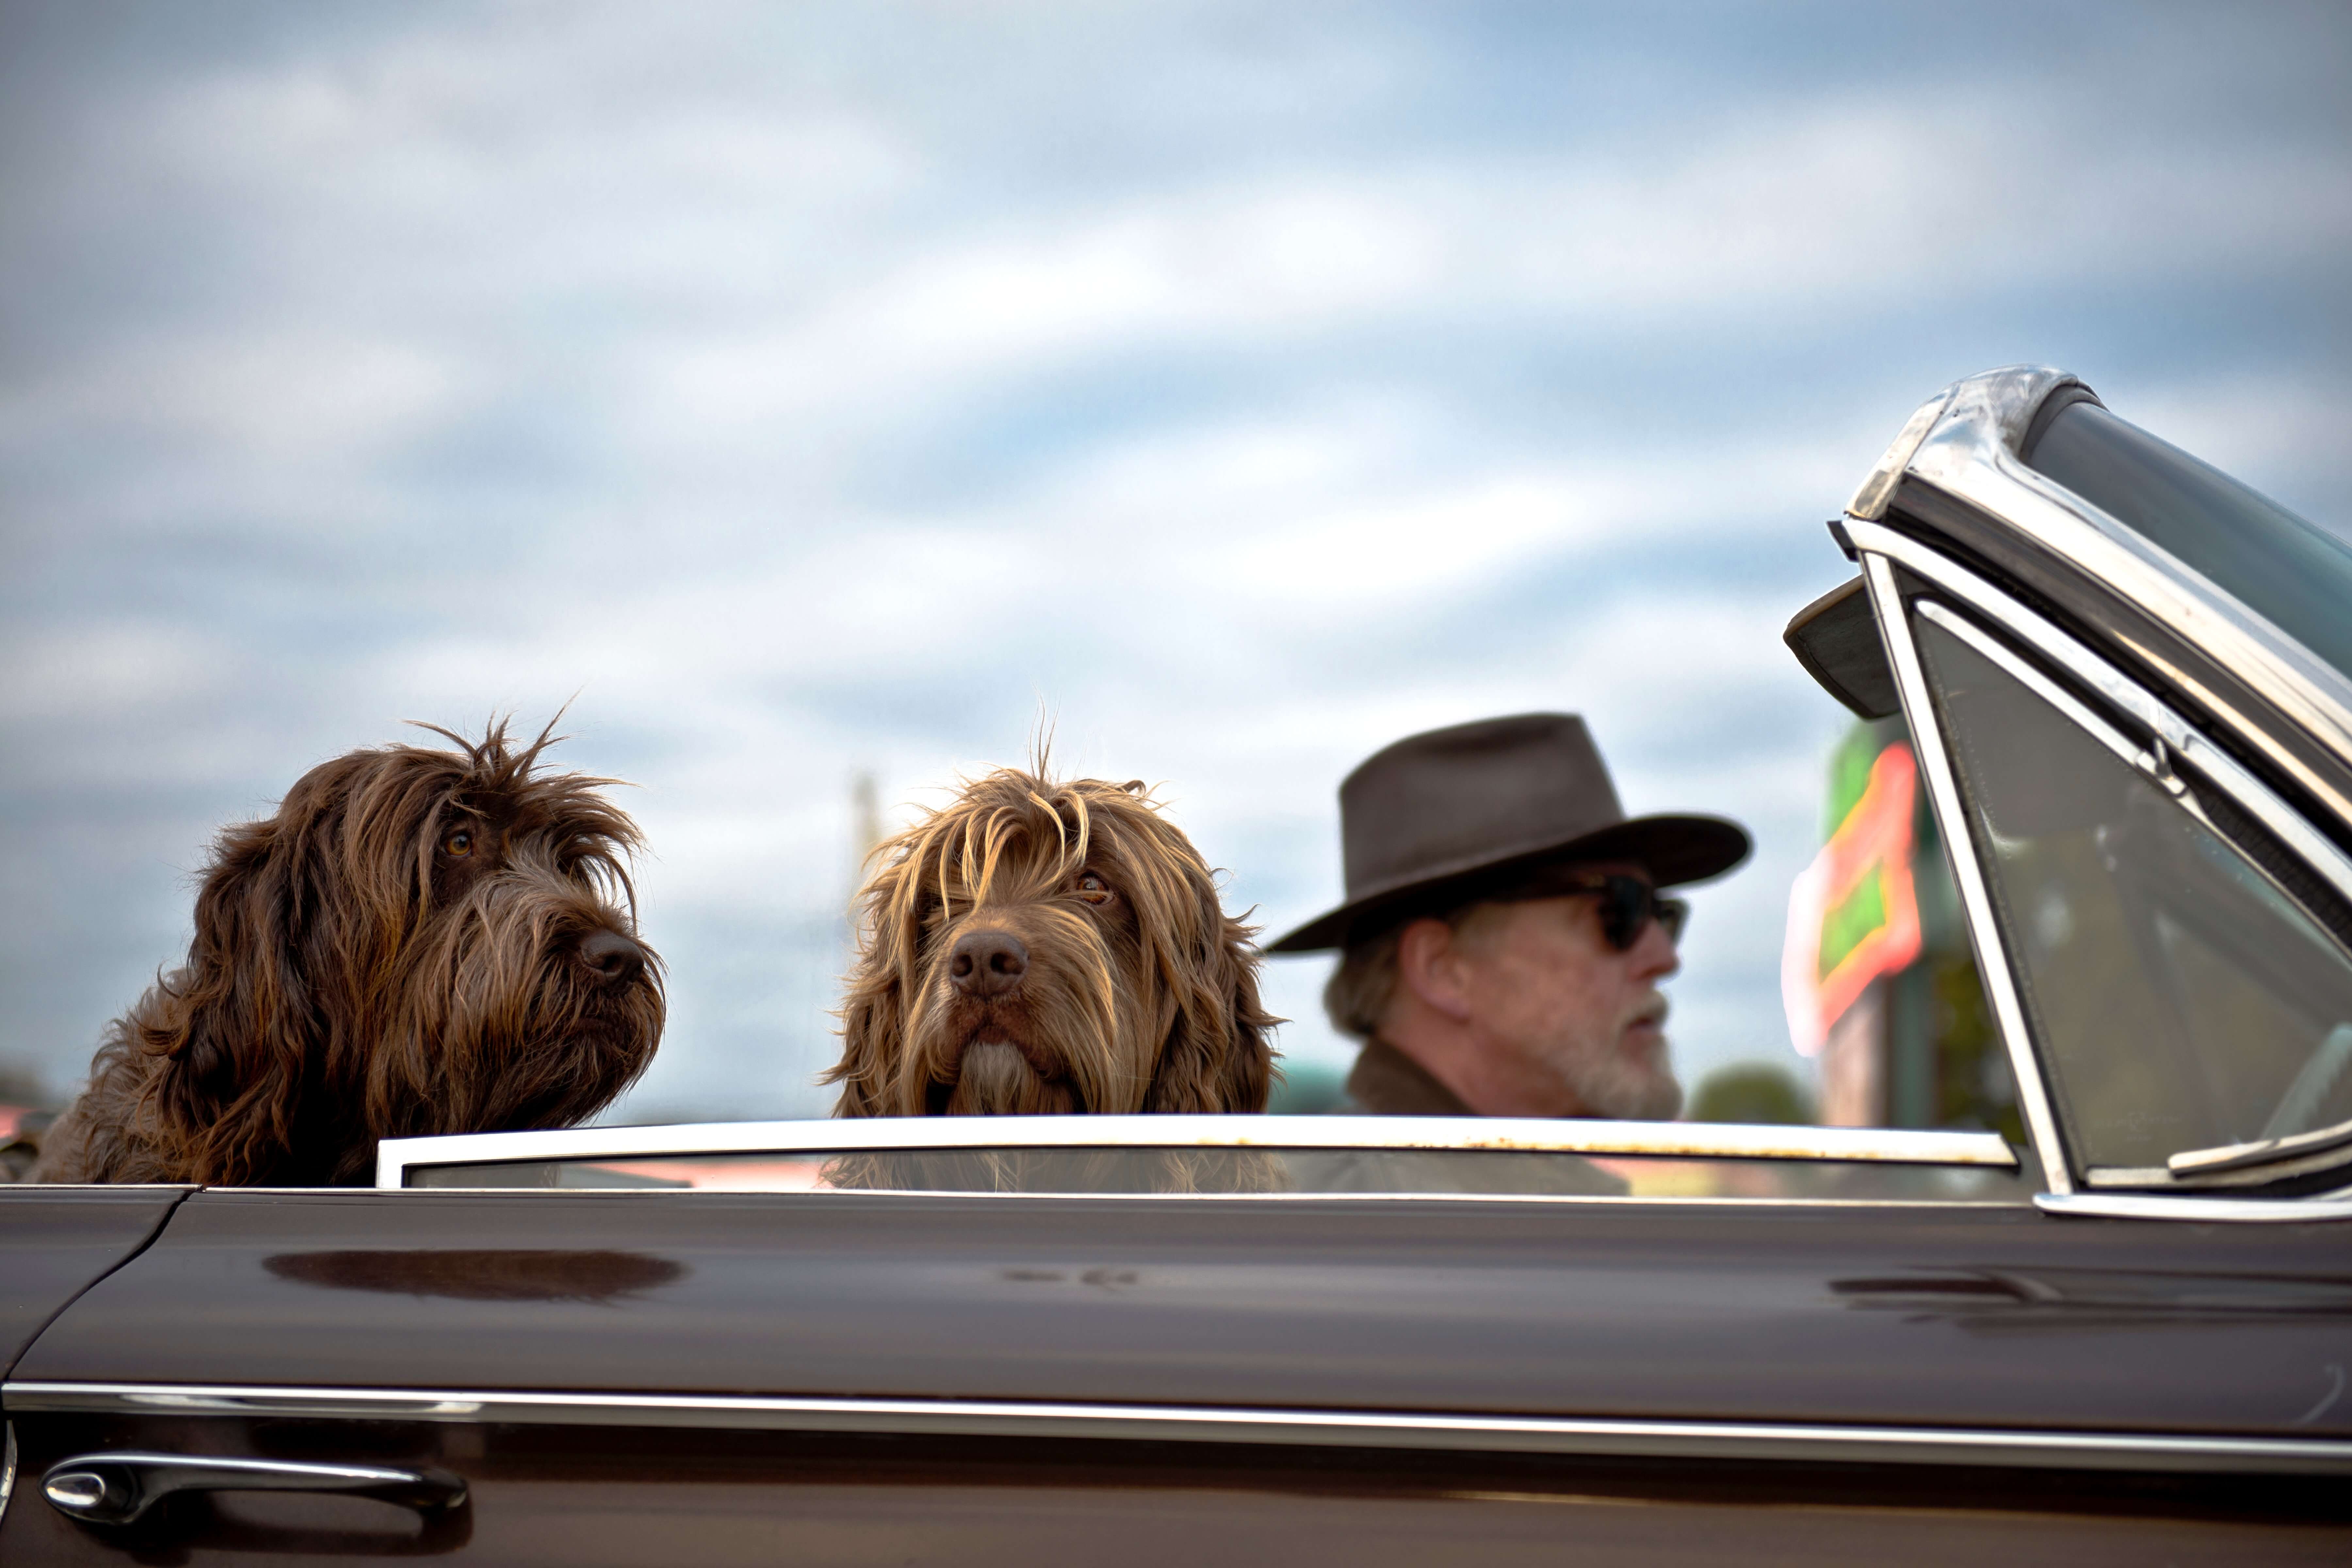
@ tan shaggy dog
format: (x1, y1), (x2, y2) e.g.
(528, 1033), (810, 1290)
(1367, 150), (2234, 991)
(825, 768), (1277, 1136)
(32, 721), (664, 1187)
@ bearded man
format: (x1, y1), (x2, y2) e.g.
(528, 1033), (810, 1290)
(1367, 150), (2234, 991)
(1270, 714), (1749, 1121)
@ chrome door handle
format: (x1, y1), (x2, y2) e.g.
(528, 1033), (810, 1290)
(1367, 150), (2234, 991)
(42, 1451), (466, 1526)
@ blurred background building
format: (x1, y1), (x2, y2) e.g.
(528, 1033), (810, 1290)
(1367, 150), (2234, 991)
(1779, 718), (2017, 1140)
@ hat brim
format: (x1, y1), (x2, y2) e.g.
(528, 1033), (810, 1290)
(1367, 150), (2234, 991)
(1264, 813), (1752, 954)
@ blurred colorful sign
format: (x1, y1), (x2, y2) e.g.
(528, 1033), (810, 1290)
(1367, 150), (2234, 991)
(1783, 738), (1921, 1057)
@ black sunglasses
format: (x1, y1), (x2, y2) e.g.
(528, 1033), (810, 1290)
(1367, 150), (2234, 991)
(1559, 874), (1688, 951)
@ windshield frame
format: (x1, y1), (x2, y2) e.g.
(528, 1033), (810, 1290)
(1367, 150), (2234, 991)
(2022, 399), (2352, 696)
(1849, 515), (2352, 1205)
(1871, 366), (2352, 833)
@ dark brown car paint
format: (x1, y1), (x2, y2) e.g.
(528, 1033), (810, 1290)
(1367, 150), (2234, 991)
(0, 1186), (190, 1376)
(18, 1189), (2352, 1437)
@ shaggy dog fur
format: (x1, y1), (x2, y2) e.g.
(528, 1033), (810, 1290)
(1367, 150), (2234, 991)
(822, 768), (1276, 1190)
(32, 721), (664, 1187)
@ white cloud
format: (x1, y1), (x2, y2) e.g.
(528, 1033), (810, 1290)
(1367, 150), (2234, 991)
(0, 625), (230, 722)
(619, 97), (2352, 448)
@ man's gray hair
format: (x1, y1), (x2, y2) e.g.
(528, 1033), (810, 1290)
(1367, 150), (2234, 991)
(1322, 924), (1405, 1042)
(1323, 901), (1510, 1041)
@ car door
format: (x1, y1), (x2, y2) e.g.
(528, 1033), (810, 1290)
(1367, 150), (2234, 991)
(0, 1185), (195, 1552)
(0, 1186), (190, 1382)
(5, 1155), (2349, 1565)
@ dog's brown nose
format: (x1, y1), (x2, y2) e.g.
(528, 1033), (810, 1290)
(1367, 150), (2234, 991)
(949, 930), (1027, 997)
(578, 929), (649, 985)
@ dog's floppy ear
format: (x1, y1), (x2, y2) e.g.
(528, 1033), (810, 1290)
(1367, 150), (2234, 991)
(827, 978), (901, 1119)
(826, 850), (920, 1119)
(134, 748), (424, 1185)
(131, 815), (325, 1185)
(1217, 938), (1280, 1113)
(1144, 903), (1280, 1115)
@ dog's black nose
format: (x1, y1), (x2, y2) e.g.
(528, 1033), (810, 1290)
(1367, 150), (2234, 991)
(949, 930), (1028, 998)
(578, 929), (649, 985)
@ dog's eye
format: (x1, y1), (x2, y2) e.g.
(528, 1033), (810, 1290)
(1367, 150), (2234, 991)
(1076, 873), (1114, 905)
(443, 829), (473, 857)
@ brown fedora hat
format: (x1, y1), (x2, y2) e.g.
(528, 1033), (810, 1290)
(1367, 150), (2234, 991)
(1266, 713), (1750, 954)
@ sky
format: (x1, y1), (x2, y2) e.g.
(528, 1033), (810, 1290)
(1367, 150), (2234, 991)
(3, 1), (2348, 1123)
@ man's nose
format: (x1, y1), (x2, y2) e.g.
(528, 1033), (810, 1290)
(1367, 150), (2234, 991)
(950, 929), (1029, 998)
(1629, 914), (1680, 981)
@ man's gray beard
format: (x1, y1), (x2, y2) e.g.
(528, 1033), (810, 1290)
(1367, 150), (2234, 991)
(1569, 1035), (1683, 1121)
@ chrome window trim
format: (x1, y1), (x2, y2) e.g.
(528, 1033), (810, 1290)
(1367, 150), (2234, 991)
(2, 1420), (13, 1524)
(1847, 518), (2352, 911)
(1861, 552), (2075, 1194)
(375, 1115), (2017, 1189)
(2036, 1191), (2352, 1224)
(8, 1381), (2349, 1476)
(1891, 366), (2352, 824)
(342, 1188), (2028, 1210)
(1913, 600), (2161, 779)
(1847, 384), (1960, 521)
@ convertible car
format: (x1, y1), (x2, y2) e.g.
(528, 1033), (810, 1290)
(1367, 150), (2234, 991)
(3, 366), (2348, 1563)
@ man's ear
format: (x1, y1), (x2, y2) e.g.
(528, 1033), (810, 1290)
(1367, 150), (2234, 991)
(1394, 917), (1476, 1023)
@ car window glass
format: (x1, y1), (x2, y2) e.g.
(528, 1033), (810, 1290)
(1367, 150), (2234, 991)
(2023, 401), (2352, 688)
(1915, 611), (2352, 1172)
(400, 1144), (2027, 1202)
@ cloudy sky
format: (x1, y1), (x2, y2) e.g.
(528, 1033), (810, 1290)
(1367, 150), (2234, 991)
(3, 1), (2347, 1122)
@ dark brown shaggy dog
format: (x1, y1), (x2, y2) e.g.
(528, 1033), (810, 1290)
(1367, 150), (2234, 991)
(33, 721), (664, 1186)
(826, 768), (1276, 1124)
